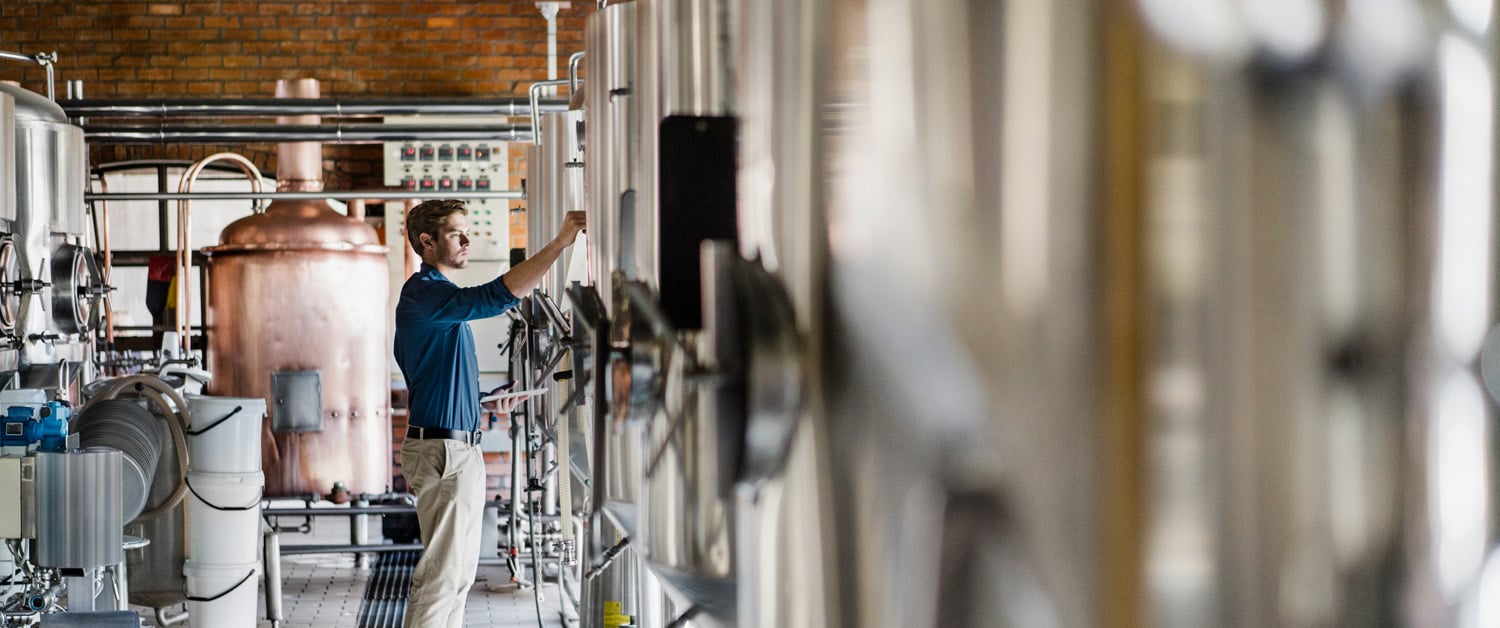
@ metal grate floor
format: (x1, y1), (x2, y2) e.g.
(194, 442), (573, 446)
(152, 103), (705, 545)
(128, 504), (567, 628)
(356, 550), (417, 628)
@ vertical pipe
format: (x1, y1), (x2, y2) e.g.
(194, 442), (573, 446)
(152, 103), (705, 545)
(353, 496), (371, 569)
(263, 530), (283, 628)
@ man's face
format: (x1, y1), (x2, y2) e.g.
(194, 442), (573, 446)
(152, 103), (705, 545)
(425, 212), (471, 269)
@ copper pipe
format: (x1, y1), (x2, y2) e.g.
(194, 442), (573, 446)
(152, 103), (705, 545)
(175, 153), (264, 357)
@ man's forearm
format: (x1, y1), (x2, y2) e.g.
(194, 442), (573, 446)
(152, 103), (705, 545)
(501, 237), (569, 296)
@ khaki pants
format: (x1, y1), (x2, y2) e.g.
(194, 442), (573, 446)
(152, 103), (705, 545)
(401, 437), (486, 628)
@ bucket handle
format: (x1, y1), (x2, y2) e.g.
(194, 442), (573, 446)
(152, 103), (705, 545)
(185, 476), (263, 512)
(184, 568), (256, 603)
(186, 405), (243, 437)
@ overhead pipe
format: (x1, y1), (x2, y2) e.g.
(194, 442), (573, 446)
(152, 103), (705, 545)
(82, 122), (533, 144)
(86, 190), (523, 202)
(569, 51), (587, 95)
(530, 80), (571, 145)
(0, 50), (56, 100)
(60, 97), (568, 119)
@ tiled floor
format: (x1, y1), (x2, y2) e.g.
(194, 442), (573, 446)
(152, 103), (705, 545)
(130, 504), (568, 628)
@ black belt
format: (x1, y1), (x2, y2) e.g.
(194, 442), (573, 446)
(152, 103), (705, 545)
(405, 426), (482, 446)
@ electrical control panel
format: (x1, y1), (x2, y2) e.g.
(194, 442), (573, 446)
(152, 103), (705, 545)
(0, 456), (36, 539)
(382, 116), (511, 261)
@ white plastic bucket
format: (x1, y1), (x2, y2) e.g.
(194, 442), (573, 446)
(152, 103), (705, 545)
(184, 559), (259, 628)
(186, 395), (265, 473)
(186, 471), (264, 565)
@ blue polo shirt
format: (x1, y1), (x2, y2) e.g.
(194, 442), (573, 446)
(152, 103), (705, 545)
(394, 263), (520, 432)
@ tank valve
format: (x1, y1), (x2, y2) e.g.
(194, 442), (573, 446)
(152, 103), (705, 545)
(12, 278), (49, 293)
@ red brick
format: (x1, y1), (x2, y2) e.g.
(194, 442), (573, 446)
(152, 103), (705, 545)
(148, 4), (182, 16)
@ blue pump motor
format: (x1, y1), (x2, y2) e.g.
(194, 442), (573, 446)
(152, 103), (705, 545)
(0, 403), (70, 451)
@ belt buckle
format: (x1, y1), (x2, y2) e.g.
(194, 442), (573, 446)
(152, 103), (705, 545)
(470, 430), (482, 446)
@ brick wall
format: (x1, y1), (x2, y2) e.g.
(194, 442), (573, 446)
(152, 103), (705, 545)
(0, 0), (587, 190)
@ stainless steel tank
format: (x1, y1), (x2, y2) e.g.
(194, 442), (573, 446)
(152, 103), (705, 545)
(794, 1), (1498, 628)
(629, 0), (742, 620)
(1, 82), (88, 371)
(585, 2), (638, 312)
(204, 79), (391, 497)
(733, 0), (833, 627)
(584, 1), (645, 538)
(531, 109), (584, 299)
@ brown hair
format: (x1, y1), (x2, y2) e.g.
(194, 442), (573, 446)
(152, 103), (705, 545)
(405, 199), (468, 254)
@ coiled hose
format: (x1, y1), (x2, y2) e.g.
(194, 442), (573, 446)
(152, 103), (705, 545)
(79, 375), (193, 524)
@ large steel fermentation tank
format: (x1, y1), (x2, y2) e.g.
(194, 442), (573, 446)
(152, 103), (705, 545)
(631, 0), (742, 622)
(585, 0), (644, 538)
(732, 0), (833, 627)
(0, 81), (94, 386)
(204, 79), (391, 498)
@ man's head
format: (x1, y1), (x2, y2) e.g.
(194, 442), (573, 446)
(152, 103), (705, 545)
(406, 199), (471, 269)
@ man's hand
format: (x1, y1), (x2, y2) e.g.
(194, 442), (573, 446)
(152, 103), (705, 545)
(555, 211), (587, 247)
(481, 383), (521, 415)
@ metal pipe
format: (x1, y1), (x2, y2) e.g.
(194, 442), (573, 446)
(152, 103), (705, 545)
(154, 605), (188, 627)
(348, 199), (365, 221)
(277, 543), (424, 556)
(262, 505), (415, 517)
(175, 152), (264, 357)
(24, 583), (60, 611)
(569, 52), (586, 95)
(583, 537), (630, 581)
(352, 496), (371, 569)
(530, 80), (571, 145)
(83, 123), (533, 144)
(87, 190), (523, 202)
(263, 531), (283, 628)
(540, 2), (562, 80)
(0, 51), (55, 101)
(61, 97), (568, 119)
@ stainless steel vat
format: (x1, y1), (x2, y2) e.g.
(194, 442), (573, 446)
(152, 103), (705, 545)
(2, 82), (87, 369)
(814, 1), (1103, 626)
(204, 79), (392, 497)
(733, 4), (833, 627)
(584, 2), (646, 539)
(584, 1), (638, 313)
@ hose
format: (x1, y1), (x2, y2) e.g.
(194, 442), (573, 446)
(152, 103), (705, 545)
(81, 375), (193, 523)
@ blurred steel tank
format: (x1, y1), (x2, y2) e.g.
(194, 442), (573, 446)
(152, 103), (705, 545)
(203, 79), (391, 497)
(630, 0), (742, 621)
(732, 0), (833, 626)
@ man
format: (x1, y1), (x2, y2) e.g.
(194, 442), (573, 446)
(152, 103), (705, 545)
(394, 198), (586, 628)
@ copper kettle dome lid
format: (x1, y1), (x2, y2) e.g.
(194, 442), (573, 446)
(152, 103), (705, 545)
(212, 200), (385, 253)
(206, 78), (384, 255)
